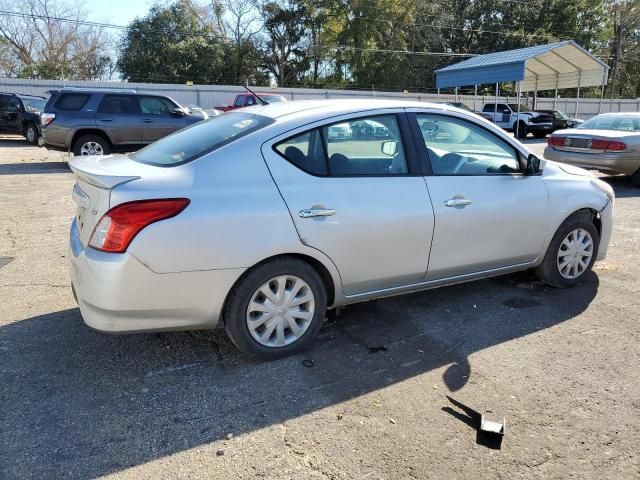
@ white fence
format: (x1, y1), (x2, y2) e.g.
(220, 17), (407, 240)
(2, 77), (638, 119)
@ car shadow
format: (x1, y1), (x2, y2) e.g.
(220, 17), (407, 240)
(0, 161), (70, 175)
(0, 270), (599, 478)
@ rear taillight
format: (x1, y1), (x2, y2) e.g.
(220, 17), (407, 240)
(604, 140), (626, 151)
(547, 135), (626, 152)
(89, 198), (190, 253)
(548, 136), (565, 146)
(40, 112), (55, 126)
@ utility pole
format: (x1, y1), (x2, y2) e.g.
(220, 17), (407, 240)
(610, 3), (625, 100)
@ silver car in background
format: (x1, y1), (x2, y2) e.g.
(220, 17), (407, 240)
(545, 112), (640, 186)
(68, 100), (614, 359)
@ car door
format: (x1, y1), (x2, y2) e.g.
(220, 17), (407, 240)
(0, 95), (9, 130)
(139, 96), (187, 142)
(96, 94), (143, 146)
(262, 112), (435, 296)
(409, 111), (549, 281)
(3, 97), (22, 132)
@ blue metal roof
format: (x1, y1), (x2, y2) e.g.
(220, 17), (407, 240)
(435, 41), (608, 90)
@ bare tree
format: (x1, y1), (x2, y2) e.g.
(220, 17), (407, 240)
(0, 0), (113, 79)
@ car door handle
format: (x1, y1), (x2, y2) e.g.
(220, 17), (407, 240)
(298, 208), (335, 218)
(142, 119), (153, 123)
(444, 198), (472, 207)
(98, 118), (112, 122)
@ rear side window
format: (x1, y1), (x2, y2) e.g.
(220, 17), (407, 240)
(275, 130), (327, 175)
(234, 96), (245, 107)
(131, 112), (274, 166)
(98, 95), (140, 114)
(55, 93), (90, 111)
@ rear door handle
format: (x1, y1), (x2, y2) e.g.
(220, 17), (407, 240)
(298, 208), (335, 218)
(143, 119), (153, 123)
(444, 198), (472, 207)
(98, 118), (112, 122)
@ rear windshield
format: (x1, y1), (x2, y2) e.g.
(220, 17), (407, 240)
(21, 97), (47, 112)
(131, 112), (274, 166)
(579, 115), (640, 132)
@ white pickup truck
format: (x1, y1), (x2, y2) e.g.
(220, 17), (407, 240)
(478, 103), (554, 139)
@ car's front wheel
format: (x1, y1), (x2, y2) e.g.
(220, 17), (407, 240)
(224, 258), (327, 359)
(73, 134), (111, 156)
(535, 213), (599, 287)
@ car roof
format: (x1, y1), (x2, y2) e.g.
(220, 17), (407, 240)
(0, 92), (46, 99)
(241, 99), (449, 120)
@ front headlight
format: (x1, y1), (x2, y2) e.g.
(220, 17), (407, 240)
(591, 178), (615, 206)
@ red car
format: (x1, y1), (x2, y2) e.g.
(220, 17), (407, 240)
(217, 93), (287, 111)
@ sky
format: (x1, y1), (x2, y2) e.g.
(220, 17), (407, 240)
(89, 0), (155, 27)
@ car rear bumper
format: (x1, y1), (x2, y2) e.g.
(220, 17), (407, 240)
(527, 123), (553, 132)
(544, 147), (640, 175)
(68, 219), (245, 333)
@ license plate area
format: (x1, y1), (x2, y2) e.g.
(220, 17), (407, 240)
(565, 137), (592, 148)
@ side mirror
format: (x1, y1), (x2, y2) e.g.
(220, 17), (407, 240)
(525, 153), (541, 175)
(381, 140), (398, 156)
(170, 108), (186, 117)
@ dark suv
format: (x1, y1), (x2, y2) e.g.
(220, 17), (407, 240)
(40, 88), (207, 156)
(0, 93), (47, 145)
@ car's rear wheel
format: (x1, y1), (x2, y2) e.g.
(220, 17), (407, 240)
(535, 213), (599, 288)
(224, 258), (327, 359)
(514, 121), (528, 139)
(533, 131), (547, 139)
(24, 122), (38, 145)
(73, 134), (110, 156)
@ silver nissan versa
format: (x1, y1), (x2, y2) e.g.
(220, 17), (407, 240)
(68, 100), (614, 359)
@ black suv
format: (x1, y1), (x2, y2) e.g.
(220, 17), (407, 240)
(41, 88), (207, 156)
(0, 93), (47, 145)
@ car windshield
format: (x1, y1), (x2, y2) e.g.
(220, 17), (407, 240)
(21, 97), (46, 112)
(555, 111), (569, 119)
(508, 104), (531, 112)
(131, 112), (274, 166)
(578, 115), (640, 132)
(259, 95), (286, 103)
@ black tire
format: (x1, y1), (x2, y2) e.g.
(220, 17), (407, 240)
(514, 121), (528, 139)
(24, 122), (39, 145)
(630, 167), (640, 188)
(72, 134), (111, 156)
(533, 131), (547, 139)
(535, 213), (599, 288)
(224, 257), (328, 360)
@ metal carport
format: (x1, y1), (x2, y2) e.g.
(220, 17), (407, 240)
(434, 41), (609, 126)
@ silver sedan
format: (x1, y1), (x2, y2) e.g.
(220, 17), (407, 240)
(544, 112), (640, 186)
(68, 100), (614, 359)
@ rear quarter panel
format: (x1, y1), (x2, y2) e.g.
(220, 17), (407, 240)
(117, 138), (342, 293)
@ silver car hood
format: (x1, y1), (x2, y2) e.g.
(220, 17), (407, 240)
(544, 160), (594, 177)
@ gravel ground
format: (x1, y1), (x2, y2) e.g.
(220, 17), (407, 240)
(1, 135), (639, 479)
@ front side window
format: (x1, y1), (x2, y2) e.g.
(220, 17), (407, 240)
(244, 96), (256, 106)
(416, 114), (520, 175)
(139, 96), (177, 115)
(131, 112), (274, 166)
(234, 96), (245, 107)
(98, 95), (140, 114)
(55, 93), (90, 111)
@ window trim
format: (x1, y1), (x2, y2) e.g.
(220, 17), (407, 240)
(408, 112), (526, 177)
(272, 112), (422, 178)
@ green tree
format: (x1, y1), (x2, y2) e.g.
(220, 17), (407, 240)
(117, 1), (228, 83)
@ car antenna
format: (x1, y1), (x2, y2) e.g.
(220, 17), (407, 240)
(243, 84), (268, 105)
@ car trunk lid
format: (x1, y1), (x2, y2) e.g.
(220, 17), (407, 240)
(69, 154), (158, 246)
(549, 129), (639, 153)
